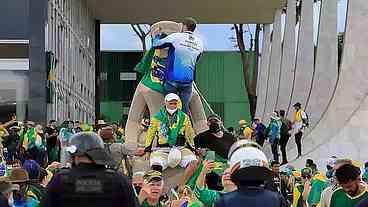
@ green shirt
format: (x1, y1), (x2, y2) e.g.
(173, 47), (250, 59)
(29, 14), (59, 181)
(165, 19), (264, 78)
(307, 173), (328, 206)
(194, 185), (222, 207)
(135, 48), (166, 94)
(330, 186), (368, 207)
(186, 156), (228, 190)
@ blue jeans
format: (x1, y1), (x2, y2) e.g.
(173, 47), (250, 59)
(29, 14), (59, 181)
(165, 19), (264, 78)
(164, 81), (192, 114)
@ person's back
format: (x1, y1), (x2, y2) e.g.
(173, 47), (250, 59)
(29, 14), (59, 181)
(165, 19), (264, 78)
(152, 31), (203, 84)
(44, 164), (138, 207)
(43, 132), (139, 207)
(215, 187), (286, 207)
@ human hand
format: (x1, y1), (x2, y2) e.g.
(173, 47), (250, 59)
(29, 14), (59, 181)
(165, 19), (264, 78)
(151, 27), (161, 37)
(138, 184), (150, 204)
(202, 160), (216, 174)
(195, 148), (207, 157)
(135, 147), (146, 156)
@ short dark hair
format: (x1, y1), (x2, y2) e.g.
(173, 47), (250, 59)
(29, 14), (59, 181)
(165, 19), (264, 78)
(49, 120), (56, 124)
(182, 17), (197, 32)
(294, 102), (302, 108)
(335, 164), (361, 184)
(39, 168), (48, 183)
(227, 127), (234, 132)
(279, 110), (286, 117)
(306, 159), (314, 166)
(271, 160), (280, 167)
(365, 162), (368, 168)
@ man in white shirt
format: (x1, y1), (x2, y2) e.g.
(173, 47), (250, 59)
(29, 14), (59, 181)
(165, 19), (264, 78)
(152, 17), (204, 115)
(293, 102), (307, 158)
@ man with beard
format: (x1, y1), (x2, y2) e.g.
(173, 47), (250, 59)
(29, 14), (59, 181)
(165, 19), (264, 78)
(330, 163), (368, 207)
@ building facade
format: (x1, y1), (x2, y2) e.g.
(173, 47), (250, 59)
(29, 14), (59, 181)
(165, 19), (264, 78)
(0, 0), (95, 123)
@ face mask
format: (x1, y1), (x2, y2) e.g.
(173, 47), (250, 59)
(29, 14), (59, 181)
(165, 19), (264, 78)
(209, 122), (221, 133)
(166, 107), (177, 115)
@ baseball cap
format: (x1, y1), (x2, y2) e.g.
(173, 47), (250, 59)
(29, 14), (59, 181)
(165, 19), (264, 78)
(238, 120), (247, 126)
(293, 102), (302, 107)
(66, 132), (115, 166)
(165, 93), (180, 102)
(207, 114), (222, 122)
(143, 170), (163, 183)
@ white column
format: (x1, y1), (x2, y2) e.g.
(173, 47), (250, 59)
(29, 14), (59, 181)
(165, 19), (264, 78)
(263, 9), (283, 123)
(288, 0), (314, 115)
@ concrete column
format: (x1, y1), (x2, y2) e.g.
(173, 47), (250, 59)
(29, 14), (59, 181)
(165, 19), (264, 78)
(16, 75), (28, 121)
(305, 0), (338, 129)
(288, 0), (314, 116)
(28, 0), (48, 124)
(255, 24), (271, 120)
(263, 10), (283, 123)
(276, 0), (296, 113)
(289, 0), (368, 168)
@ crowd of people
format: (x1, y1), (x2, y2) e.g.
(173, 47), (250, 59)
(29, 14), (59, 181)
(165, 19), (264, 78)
(0, 17), (367, 207)
(0, 94), (367, 207)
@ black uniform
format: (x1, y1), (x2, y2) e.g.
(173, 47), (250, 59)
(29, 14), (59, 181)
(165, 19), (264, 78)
(42, 164), (139, 207)
(215, 186), (288, 207)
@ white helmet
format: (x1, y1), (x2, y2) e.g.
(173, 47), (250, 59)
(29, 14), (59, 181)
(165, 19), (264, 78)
(168, 148), (182, 168)
(228, 140), (272, 182)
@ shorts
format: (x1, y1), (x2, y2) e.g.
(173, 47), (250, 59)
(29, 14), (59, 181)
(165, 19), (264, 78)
(150, 147), (197, 170)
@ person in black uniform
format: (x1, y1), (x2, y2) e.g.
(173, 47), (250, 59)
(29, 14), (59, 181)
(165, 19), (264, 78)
(42, 132), (139, 207)
(215, 140), (288, 207)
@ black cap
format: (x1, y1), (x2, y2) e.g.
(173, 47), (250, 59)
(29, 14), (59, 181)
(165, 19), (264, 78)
(293, 102), (302, 107)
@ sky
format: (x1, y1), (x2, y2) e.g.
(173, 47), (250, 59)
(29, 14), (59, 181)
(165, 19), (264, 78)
(101, 0), (347, 51)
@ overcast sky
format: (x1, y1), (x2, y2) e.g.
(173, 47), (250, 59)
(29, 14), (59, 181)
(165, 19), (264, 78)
(101, 0), (347, 51)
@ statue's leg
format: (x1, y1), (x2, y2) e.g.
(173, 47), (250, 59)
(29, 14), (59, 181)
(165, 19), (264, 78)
(125, 82), (147, 152)
(190, 87), (208, 134)
(141, 84), (164, 118)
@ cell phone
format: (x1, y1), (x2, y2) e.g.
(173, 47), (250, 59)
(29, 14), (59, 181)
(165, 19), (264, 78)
(205, 150), (216, 162)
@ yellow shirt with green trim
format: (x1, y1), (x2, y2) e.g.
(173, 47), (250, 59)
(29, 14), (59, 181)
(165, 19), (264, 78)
(145, 112), (195, 150)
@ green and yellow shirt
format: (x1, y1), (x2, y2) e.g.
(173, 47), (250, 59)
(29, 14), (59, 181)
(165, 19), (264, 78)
(330, 186), (368, 207)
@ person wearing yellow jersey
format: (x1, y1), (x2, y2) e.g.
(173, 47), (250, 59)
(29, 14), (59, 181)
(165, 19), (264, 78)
(142, 93), (196, 173)
(293, 102), (307, 159)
